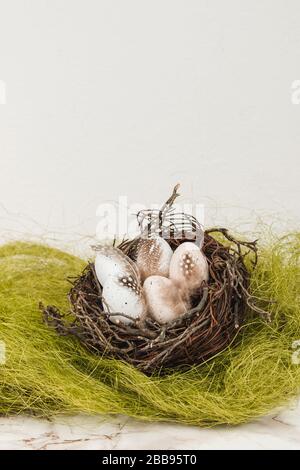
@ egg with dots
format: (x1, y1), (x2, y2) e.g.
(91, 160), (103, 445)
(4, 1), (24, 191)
(93, 246), (146, 325)
(169, 242), (209, 294)
(102, 275), (146, 325)
(134, 236), (173, 281)
(143, 275), (190, 324)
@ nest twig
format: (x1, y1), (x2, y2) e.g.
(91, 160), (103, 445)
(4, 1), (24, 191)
(42, 228), (263, 375)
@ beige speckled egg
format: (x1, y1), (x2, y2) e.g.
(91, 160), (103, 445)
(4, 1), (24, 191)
(134, 237), (173, 281)
(143, 275), (189, 324)
(169, 242), (209, 293)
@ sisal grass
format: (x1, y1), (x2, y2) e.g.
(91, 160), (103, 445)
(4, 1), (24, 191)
(0, 234), (299, 426)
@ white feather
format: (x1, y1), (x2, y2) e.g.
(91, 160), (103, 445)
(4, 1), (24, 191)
(94, 246), (140, 286)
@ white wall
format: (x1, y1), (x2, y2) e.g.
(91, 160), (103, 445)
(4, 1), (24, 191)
(0, 1), (299, 251)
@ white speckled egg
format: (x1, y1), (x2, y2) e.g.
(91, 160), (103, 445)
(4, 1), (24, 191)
(134, 237), (173, 281)
(94, 246), (140, 286)
(169, 242), (209, 293)
(102, 274), (146, 325)
(143, 275), (189, 324)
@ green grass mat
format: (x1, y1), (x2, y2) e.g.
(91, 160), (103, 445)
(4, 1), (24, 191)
(0, 236), (299, 426)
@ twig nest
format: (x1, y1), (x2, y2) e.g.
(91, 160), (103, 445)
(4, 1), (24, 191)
(42, 184), (261, 375)
(43, 229), (259, 375)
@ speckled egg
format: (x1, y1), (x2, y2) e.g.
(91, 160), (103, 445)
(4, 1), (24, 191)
(143, 275), (189, 324)
(134, 236), (173, 281)
(102, 274), (146, 325)
(169, 242), (209, 293)
(93, 245), (146, 325)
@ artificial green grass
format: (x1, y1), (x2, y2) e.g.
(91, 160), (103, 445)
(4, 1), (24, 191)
(0, 235), (299, 426)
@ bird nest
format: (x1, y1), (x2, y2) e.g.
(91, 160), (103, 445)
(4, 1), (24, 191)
(42, 186), (264, 375)
(43, 249), (264, 376)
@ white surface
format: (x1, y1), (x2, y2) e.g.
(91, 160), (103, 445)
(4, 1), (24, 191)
(0, 0), (299, 248)
(0, 0), (299, 451)
(1, 401), (300, 450)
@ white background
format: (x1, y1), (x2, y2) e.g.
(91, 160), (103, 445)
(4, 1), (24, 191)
(0, 0), (299, 251)
(0, 0), (300, 450)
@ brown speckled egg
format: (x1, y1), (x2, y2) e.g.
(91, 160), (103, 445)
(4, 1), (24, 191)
(134, 236), (173, 281)
(143, 275), (189, 324)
